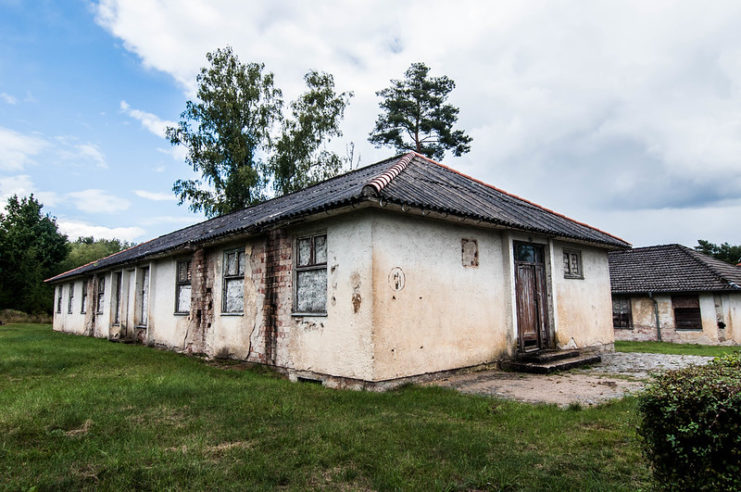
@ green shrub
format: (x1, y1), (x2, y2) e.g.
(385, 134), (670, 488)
(638, 352), (741, 491)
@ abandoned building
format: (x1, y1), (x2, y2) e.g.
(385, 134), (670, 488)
(609, 244), (741, 345)
(47, 152), (630, 388)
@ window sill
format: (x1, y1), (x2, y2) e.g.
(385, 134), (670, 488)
(292, 312), (328, 317)
(564, 275), (584, 280)
(136, 325), (148, 329)
(675, 328), (703, 332)
(614, 326), (633, 330)
(221, 312), (244, 317)
(174, 312), (189, 316)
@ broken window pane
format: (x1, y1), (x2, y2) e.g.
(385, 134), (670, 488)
(238, 251), (245, 275)
(296, 269), (327, 313)
(177, 285), (191, 313)
(314, 235), (327, 264)
(298, 238), (312, 266)
(226, 252), (237, 276)
(224, 278), (244, 313)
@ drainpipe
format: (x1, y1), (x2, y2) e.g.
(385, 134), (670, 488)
(648, 292), (661, 342)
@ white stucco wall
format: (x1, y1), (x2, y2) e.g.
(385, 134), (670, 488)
(147, 258), (190, 349)
(370, 212), (511, 381)
(551, 241), (615, 350)
(616, 292), (741, 344)
(277, 213), (375, 381)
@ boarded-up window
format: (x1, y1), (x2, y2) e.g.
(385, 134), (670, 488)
(612, 296), (632, 329)
(222, 249), (245, 314)
(175, 259), (192, 314)
(461, 238), (479, 267)
(563, 250), (583, 279)
(113, 272), (122, 324)
(67, 283), (74, 314)
(295, 234), (327, 314)
(81, 279), (88, 314)
(673, 295), (702, 330)
(138, 267), (149, 326)
(96, 277), (105, 314)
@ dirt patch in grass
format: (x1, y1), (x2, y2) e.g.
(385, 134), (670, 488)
(65, 419), (93, 437)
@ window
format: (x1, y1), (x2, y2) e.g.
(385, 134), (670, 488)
(563, 250), (583, 279)
(113, 272), (122, 324)
(67, 283), (74, 314)
(295, 234), (327, 314)
(175, 259), (192, 314)
(222, 249), (245, 314)
(96, 277), (105, 314)
(138, 267), (150, 326)
(673, 295), (702, 330)
(56, 287), (62, 313)
(612, 296), (632, 329)
(81, 279), (88, 314)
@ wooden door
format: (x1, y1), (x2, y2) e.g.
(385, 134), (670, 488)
(514, 242), (550, 351)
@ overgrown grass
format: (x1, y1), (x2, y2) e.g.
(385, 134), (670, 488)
(1, 324), (650, 490)
(615, 340), (741, 357)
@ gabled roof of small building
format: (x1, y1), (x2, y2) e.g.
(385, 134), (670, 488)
(609, 244), (741, 294)
(47, 152), (629, 283)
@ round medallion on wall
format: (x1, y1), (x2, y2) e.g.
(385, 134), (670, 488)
(388, 267), (406, 291)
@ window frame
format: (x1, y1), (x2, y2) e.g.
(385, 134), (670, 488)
(174, 258), (192, 315)
(56, 287), (62, 314)
(293, 232), (328, 316)
(112, 271), (122, 325)
(81, 279), (88, 314)
(67, 282), (74, 314)
(563, 249), (584, 279)
(612, 296), (632, 329)
(96, 276), (106, 315)
(221, 248), (245, 315)
(672, 295), (703, 331)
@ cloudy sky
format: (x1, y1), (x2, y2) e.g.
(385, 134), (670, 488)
(2, 0), (740, 247)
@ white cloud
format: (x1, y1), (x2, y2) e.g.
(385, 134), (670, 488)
(57, 220), (145, 242)
(139, 215), (199, 226)
(134, 189), (175, 201)
(54, 138), (108, 169)
(0, 175), (62, 207)
(0, 92), (17, 104)
(95, 0), (741, 246)
(67, 189), (131, 213)
(0, 127), (48, 171)
(120, 100), (176, 138)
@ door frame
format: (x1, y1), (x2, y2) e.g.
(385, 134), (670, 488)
(513, 241), (552, 352)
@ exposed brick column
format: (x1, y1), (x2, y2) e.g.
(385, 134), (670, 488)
(263, 229), (292, 365)
(183, 248), (214, 354)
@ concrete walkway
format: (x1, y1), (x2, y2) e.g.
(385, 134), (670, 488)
(429, 352), (712, 407)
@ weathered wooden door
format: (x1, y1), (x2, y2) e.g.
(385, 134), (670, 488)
(514, 242), (550, 352)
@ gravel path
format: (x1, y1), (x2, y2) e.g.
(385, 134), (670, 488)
(430, 352), (713, 407)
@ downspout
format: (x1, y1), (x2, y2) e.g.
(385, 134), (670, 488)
(648, 292), (661, 342)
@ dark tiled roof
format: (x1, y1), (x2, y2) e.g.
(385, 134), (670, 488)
(48, 152), (628, 283)
(609, 244), (741, 294)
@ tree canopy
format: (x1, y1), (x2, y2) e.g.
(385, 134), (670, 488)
(269, 71), (352, 195)
(168, 46), (353, 217)
(695, 240), (741, 265)
(0, 195), (69, 313)
(368, 62), (472, 160)
(57, 236), (133, 273)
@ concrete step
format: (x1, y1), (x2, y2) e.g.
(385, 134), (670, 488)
(500, 353), (602, 374)
(516, 349), (580, 364)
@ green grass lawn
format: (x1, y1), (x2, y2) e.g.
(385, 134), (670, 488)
(1, 324), (650, 491)
(615, 340), (741, 357)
